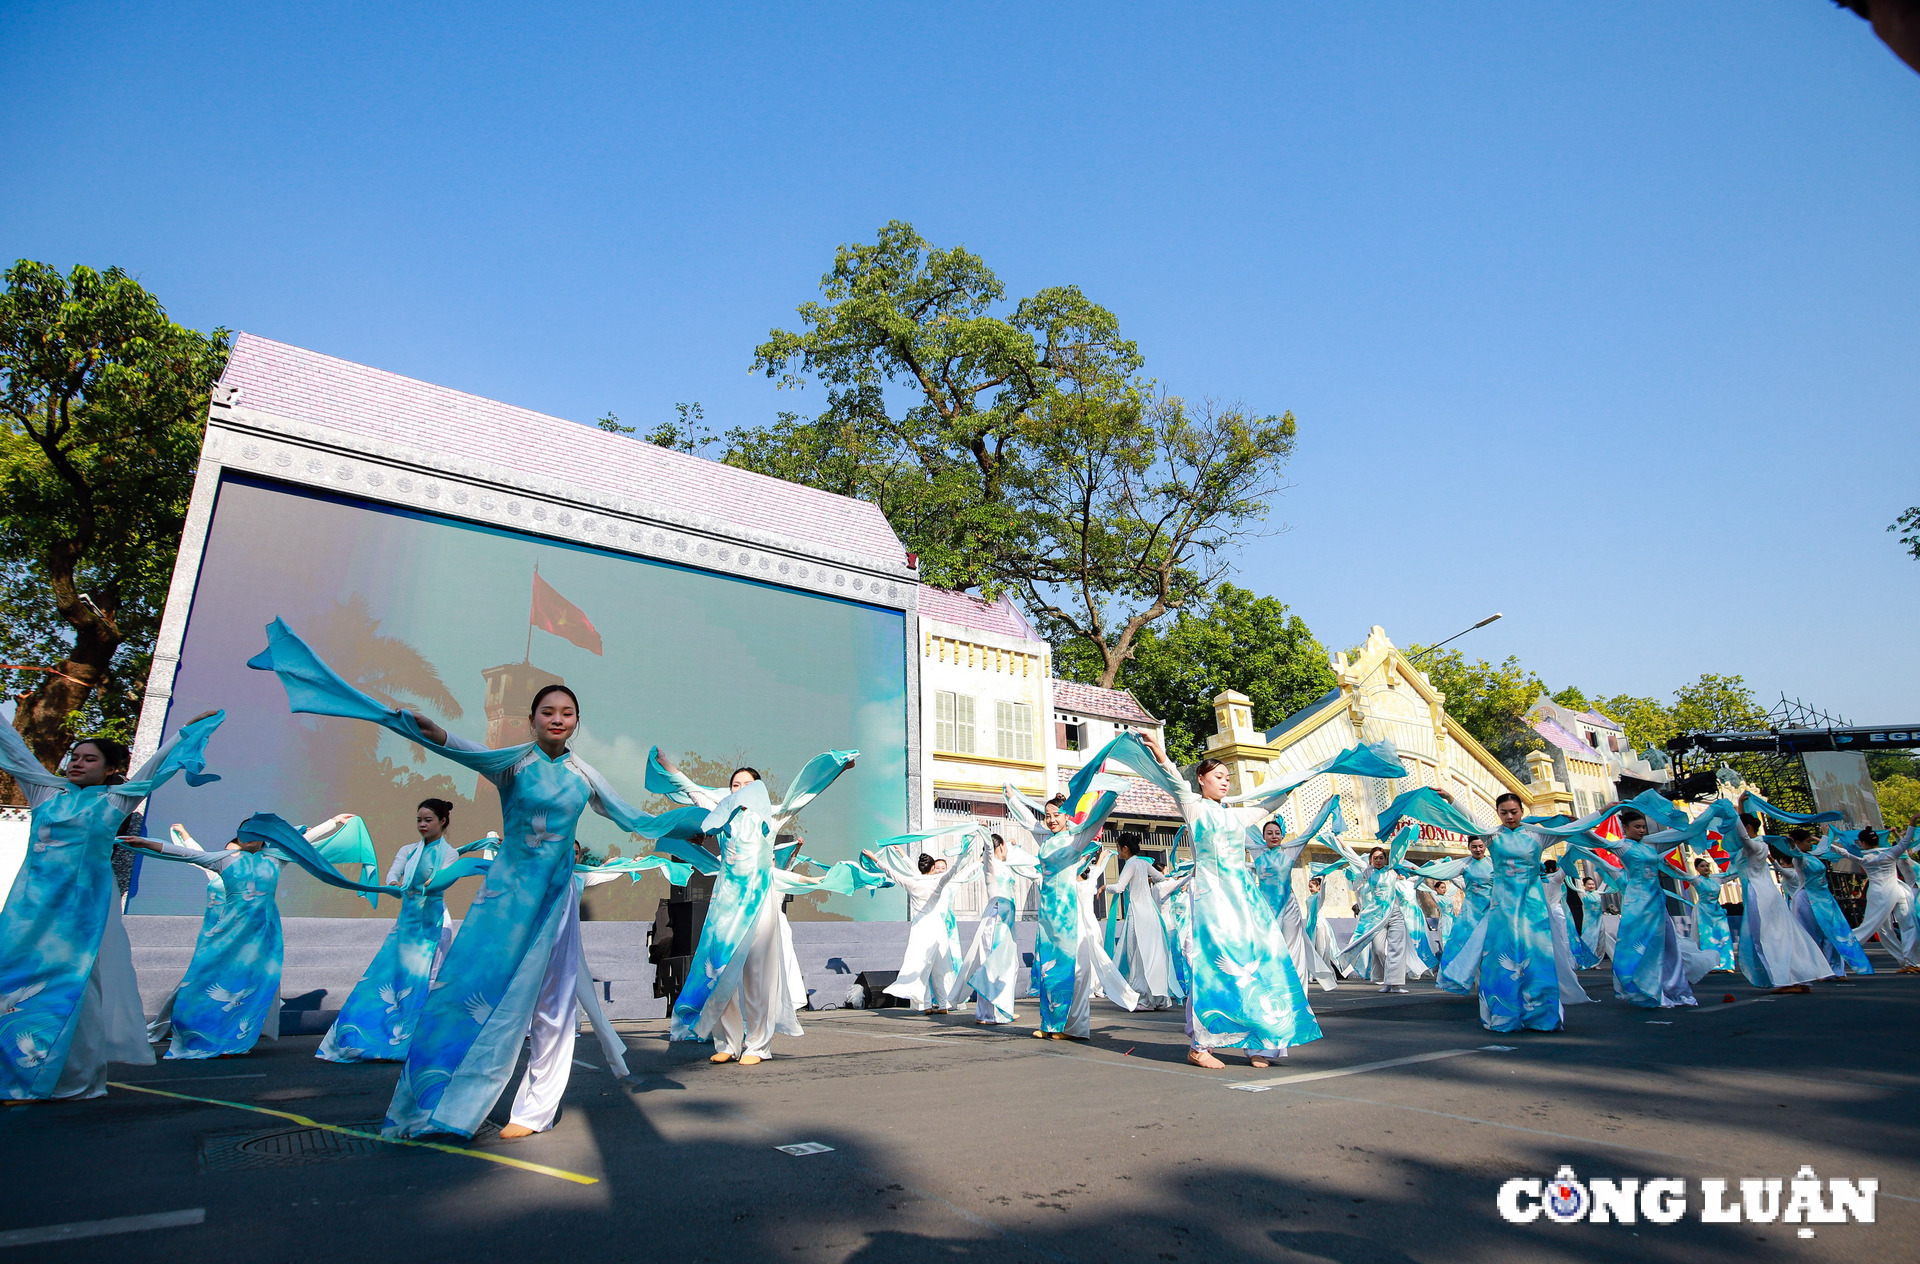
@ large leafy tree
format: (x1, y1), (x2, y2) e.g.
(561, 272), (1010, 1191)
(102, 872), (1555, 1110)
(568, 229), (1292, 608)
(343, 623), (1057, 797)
(0, 261), (229, 788)
(739, 221), (1296, 680)
(1057, 583), (1335, 763)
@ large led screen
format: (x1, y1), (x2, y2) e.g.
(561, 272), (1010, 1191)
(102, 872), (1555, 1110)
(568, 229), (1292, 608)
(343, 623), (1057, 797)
(132, 474), (910, 920)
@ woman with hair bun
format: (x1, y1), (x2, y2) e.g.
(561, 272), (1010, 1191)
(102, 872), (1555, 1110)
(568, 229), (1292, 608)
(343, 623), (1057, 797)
(0, 711), (225, 1101)
(318, 798), (485, 1063)
(250, 620), (698, 1139)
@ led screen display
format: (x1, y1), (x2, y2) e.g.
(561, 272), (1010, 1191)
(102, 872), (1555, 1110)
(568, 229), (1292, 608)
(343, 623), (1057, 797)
(132, 473), (910, 920)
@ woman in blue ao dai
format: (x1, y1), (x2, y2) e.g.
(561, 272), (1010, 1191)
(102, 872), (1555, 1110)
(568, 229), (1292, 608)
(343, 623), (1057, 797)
(1436, 837), (1494, 979)
(1437, 794), (1581, 1032)
(0, 714), (223, 1101)
(959, 833), (1040, 1024)
(1252, 811), (1342, 993)
(1106, 731), (1353, 1069)
(1006, 789), (1137, 1040)
(1780, 829), (1872, 976)
(1558, 804), (1717, 1009)
(317, 799), (472, 1063)
(250, 619), (695, 1140)
(664, 757), (859, 1065)
(1575, 874), (1614, 963)
(868, 829), (980, 1013)
(141, 813), (358, 1058)
(1686, 857), (1737, 974)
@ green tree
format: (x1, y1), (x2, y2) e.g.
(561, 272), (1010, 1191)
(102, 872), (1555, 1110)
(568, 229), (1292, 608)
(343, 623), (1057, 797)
(1592, 693), (1677, 755)
(1056, 583), (1336, 763)
(739, 222), (1296, 682)
(1876, 776), (1920, 832)
(1011, 392), (1296, 687)
(1669, 673), (1768, 732)
(1889, 505), (1920, 560)
(1549, 684), (1590, 711)
(1407, 646), (1544, 774)
(745, 220), (1143, 593)
(0, 261), (229, 786)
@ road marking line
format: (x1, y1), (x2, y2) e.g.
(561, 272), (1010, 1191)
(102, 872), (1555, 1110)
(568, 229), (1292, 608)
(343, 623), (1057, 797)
(0, 1208), (204, 1248)
(106, 1083), (597, 1186)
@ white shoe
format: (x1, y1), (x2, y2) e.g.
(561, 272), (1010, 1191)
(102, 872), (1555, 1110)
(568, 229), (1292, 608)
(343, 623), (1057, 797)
(1389, 986), (1409, 993)
(1378, 984), (1391, 993)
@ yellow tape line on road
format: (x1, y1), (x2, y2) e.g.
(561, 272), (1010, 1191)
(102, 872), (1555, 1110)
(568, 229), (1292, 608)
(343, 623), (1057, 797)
(108, 1082), (598, 1186)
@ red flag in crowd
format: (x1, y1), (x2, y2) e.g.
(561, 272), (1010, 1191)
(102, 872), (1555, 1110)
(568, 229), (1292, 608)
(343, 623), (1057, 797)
(530, 572), (603, 655)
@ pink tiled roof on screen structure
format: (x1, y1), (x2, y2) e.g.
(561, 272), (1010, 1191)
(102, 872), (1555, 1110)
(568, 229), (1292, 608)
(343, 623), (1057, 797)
(1052, 679), (1157, 725)
(1056, 769), (1181, 821)
(916, 586), (1040, 641)
(217, 333), (906, 568)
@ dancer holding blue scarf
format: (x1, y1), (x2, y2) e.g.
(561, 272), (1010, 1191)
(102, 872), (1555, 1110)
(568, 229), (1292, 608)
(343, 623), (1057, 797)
(1552, 794), (1722, 1009)
(135, 813), (389, 1058)
(1436, 793), (1586, 1032)
(656, 755), (862, 1065)
(866, 828), (982, 1013)
(1686, 856), (1737, 973)
(1854, 825), (1920, 970)
(1004, 787), (1135, 1041)
(249, 619), (703, 1139)
(0, 712), (223, 1101)
(317, 800), (493, 1063)
(1089, 732), (1405, 1068)
(1722, 804), (1833, 992)
(959, 832), (1041, 1024)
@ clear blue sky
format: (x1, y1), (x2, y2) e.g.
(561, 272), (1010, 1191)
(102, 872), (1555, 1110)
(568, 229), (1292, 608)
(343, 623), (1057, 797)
(5, 3), (1916, 724)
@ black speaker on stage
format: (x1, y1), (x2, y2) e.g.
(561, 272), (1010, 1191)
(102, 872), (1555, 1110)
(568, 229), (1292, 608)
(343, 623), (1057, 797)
(855, 970), (906, 1009)
(648, 870), (715, 1006)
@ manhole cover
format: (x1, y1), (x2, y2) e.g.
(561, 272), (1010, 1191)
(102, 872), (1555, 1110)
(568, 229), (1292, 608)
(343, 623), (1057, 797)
(202, 1121), (388, 1171)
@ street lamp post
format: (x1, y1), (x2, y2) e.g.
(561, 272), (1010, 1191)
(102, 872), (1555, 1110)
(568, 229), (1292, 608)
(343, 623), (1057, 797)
(1407, 613), (1503, 664)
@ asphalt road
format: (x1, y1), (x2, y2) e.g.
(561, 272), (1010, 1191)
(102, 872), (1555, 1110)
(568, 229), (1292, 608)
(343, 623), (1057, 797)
(6, 948), (1916, 1264)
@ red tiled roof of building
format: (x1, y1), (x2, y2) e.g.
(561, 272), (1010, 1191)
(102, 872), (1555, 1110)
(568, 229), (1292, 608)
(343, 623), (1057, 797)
(218, 333), (906, 568)
(916, 586), (1039, 641)
(1057, 769), (1181, 821)
(1051, 678), (1157, 724)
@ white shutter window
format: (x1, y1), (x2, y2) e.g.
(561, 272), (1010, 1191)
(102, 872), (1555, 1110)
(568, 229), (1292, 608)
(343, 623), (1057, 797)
(955, 693), (975, 753)
(997, 700), (1035, 762)
(935, 691), (956, 753)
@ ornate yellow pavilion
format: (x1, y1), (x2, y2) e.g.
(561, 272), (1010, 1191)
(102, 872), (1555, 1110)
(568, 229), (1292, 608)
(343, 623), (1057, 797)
(1200, 627), (1573, 876)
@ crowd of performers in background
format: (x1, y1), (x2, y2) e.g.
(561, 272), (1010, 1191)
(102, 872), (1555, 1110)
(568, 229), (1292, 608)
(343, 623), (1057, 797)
(5, 616), (1919, 1130)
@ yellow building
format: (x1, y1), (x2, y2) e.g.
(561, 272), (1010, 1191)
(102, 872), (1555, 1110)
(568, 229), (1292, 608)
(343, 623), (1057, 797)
(1194, 626), (1575, 907)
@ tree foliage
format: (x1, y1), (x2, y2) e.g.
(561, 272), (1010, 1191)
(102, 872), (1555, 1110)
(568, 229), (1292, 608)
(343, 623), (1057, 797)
(1889, 505), (1920, 560)
(1406, 646), (1545, 773)
(1055, 583), (1335, 763)
(0, 261), (229, 786)
(737, 221), (1295, 682)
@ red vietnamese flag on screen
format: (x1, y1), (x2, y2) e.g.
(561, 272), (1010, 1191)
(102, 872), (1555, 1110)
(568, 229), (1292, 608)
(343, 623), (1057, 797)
(1661, 846), (1688, 875)
(530, 572), (603, 655)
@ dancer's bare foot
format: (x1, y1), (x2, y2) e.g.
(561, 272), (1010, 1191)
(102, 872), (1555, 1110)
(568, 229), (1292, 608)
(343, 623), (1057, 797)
(1047, 1032), (1071, 1040)
(498, 1123), (535, 1139)
(1032, 1029), (1051, 1039)
(1187, 1048), (1226, 1069)
(738, 1054), (763, 1066)
(1771, 984), (1812, 994)
(710, 1051), (735, 1063)
(975, 1019), (997, 1025)
(924, 1008), (948, 1015)
(1249, 1056), (1272, 1069)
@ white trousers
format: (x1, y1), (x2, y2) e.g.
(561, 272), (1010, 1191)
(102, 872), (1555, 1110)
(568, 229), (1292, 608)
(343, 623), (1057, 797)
(1367, 909), (1410, 987)
(714, 897), (782, 1059)
(507, 896), (586, 1132)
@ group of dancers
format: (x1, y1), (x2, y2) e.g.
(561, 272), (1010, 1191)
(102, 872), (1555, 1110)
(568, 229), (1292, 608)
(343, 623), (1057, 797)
(4, 614), (1915, 1136)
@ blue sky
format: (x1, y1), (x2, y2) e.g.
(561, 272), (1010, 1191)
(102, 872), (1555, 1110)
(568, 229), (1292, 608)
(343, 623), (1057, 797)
(5, 3), (1917, 723)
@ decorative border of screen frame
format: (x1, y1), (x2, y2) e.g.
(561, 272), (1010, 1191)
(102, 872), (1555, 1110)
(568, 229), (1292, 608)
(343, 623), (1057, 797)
(129, 392), (927, 831)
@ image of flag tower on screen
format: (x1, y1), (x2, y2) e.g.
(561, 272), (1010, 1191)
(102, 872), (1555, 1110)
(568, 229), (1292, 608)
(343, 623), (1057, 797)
(482, 566), (603, 749)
